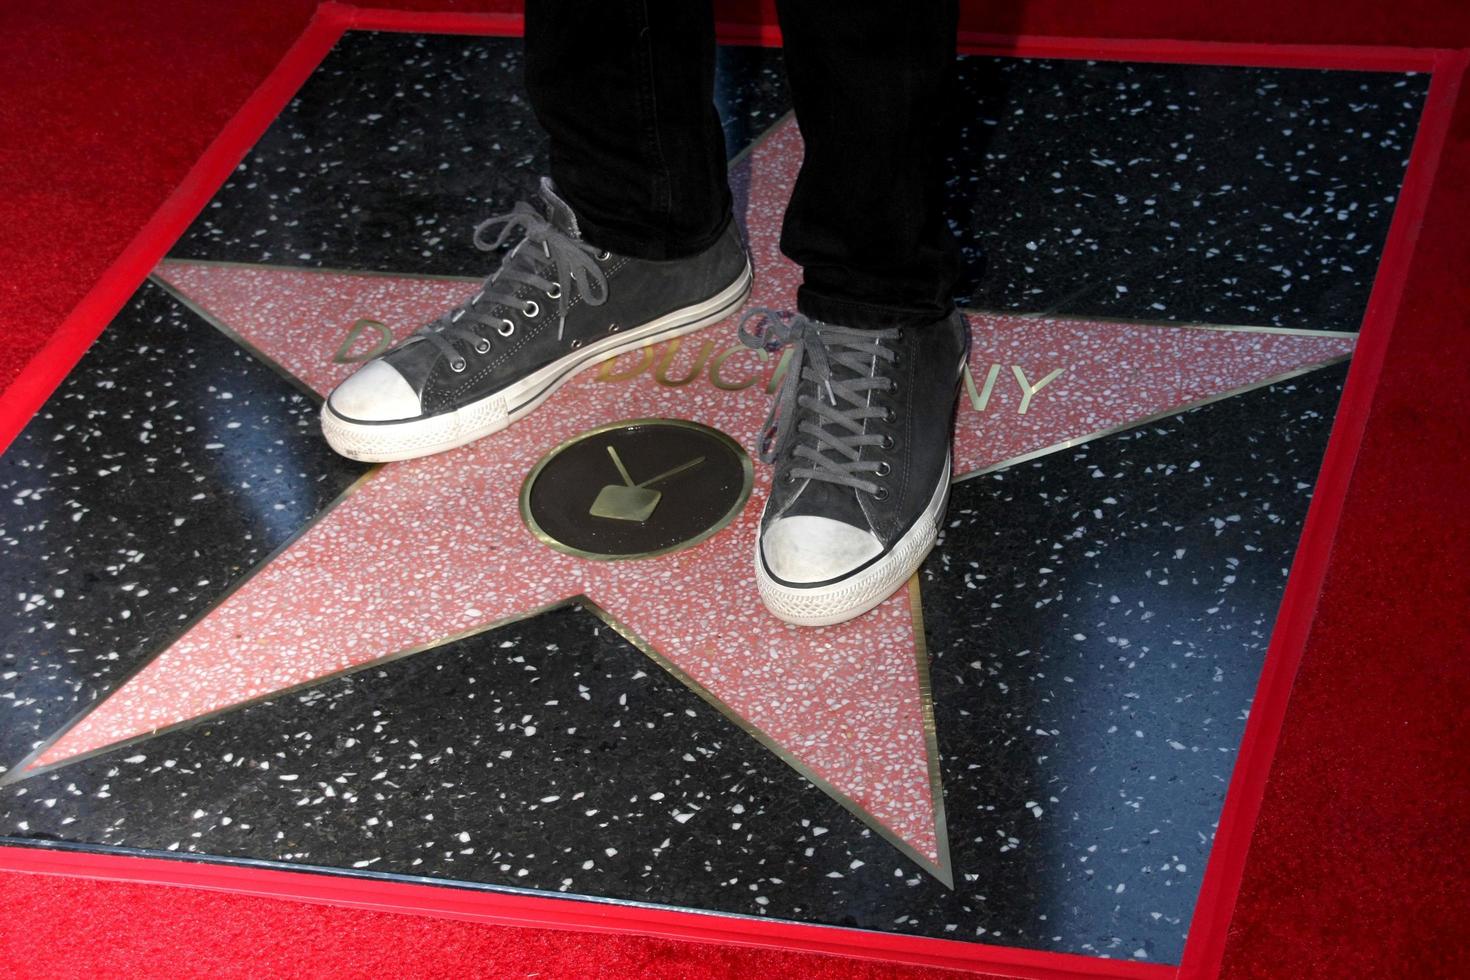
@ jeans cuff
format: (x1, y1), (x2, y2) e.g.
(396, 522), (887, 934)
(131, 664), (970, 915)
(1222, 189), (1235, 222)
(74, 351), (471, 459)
(576, 210), (733, 262)
(796, 285), (954, 330)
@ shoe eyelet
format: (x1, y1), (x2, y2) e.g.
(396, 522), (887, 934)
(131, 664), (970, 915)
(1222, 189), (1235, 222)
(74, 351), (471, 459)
(883, 408), (897, 424)
(474, 339), (492, 354)
(887, 381), (900, 396)
(545, 284), (562, 300)
(783, 472), (798, 485)
(569, 338), (583, 350)
(880, 434), (895, 450)
(607, 323), (620, 333)
(522, 299), (540, 318)
(449, 357), (467, 373)
(595, 249), (611, 262)
(873, 487), (890, 501)
(875, 461), (891, 477)
(497, 318), (516, 337)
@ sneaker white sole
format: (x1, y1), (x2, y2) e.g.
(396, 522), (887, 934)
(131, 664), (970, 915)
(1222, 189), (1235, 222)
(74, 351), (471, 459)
(321, 261), (753, 462)
(755, 454), (951, 627)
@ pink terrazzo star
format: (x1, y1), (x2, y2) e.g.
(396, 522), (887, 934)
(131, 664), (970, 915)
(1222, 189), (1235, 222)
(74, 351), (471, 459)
(24, 118), (1354, 884)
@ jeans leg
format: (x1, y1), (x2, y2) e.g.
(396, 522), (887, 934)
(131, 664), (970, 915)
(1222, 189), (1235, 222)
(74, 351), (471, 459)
(774, 0), (960, 329)
(523, 0), (730, 260)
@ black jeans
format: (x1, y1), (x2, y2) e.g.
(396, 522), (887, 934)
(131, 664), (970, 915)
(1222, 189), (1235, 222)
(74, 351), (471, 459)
(524, 0), (960, 330)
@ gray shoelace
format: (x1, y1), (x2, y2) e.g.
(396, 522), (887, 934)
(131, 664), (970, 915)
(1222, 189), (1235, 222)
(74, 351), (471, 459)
(739, 308), (900, 496)
(416, 201), (609, 369)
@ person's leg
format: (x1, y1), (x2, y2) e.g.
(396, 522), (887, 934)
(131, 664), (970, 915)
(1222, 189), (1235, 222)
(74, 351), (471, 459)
(320, 0), (751, 462)
(524, 0), (731, 260)
(775, 0), (960, 329)
(743, 1), (966, 625)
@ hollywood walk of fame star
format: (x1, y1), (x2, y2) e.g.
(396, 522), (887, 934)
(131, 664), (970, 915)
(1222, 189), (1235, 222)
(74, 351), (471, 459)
(5, 118), (1355, 886)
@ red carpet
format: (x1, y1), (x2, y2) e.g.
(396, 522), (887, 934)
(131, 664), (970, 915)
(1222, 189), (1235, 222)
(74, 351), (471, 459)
(0, 871), (964, 979)
(2, 1), (1468, 977)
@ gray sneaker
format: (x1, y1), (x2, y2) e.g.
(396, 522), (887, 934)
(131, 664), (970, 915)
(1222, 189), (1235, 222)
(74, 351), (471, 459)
(322, 178), (752, 461)
(740, 308), (968, 626)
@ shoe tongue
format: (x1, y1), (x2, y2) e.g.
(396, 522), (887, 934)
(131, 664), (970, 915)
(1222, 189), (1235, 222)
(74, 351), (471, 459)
(538, 176), (582, 239)
(775, 354), (879, 531)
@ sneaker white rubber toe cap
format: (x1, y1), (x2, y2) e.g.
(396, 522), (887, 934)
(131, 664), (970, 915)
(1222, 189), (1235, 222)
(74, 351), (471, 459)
(327, 360), (422, 422)
(760, 515), (883, 584)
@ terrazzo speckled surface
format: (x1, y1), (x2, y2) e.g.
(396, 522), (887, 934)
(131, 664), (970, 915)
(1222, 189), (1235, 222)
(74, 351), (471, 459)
(944, 59), (1427, 329)
(0, 365), (1346, 960)
(168, 32), (1426, 331)
(169, 32), (792, 277)
(0, 24), (1428, 968)
(20, 121), (1352, 884)
(0, 283), (368, 777)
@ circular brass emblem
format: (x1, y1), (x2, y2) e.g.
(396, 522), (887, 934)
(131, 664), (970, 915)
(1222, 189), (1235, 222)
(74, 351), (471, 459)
(520, 418), (753, 561)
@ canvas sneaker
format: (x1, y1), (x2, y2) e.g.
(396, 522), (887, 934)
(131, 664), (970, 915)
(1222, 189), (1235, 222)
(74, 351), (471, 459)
(322, 178), (752, 461)
(739, 308), (969, 626)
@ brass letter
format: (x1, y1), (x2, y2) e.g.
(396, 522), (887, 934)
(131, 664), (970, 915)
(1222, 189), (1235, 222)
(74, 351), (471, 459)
(595, 346), (655, 382)
(963, 362), (1002, 412)
(654, 338), (715, 387)
(333, 318), (393, 364)
(764, 348), (794, 394)
(709, 345), (764, 391)
(1011, 365), (1065, 415)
